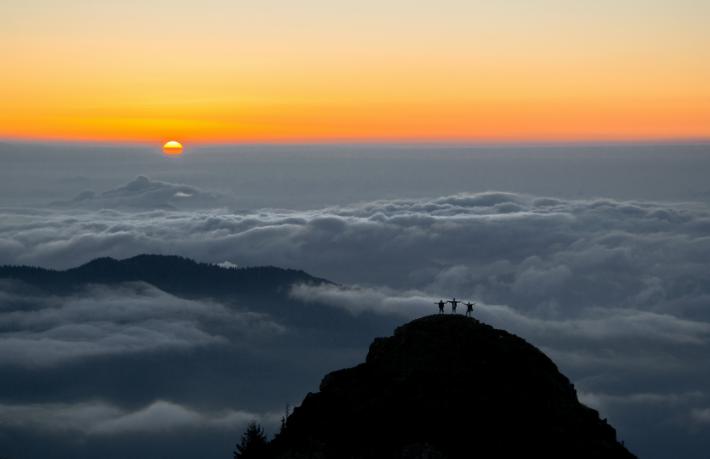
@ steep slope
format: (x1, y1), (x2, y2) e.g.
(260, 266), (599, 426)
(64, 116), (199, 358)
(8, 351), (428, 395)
(270, 315), (635, 459)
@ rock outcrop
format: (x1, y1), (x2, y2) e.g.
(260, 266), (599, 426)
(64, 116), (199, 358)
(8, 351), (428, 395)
(269, 315), (635, 459)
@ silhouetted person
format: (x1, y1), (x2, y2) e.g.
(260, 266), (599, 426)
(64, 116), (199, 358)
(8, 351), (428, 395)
(436, 300), (446, 314)
(465, 301), (476, 316)
(447, 298), (460, 314)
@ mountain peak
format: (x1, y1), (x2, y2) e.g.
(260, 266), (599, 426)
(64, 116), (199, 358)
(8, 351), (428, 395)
(271, 314), (636, 459)
(359, 315), (567, 391)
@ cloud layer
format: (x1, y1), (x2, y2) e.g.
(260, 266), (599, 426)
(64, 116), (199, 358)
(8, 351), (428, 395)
(3, 179), (710, 458)
(3, 186), (709, 322)
(0, 281), (282, 367)
(0, 400), (277, 435)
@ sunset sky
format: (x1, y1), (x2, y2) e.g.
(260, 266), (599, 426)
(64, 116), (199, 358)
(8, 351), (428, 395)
(2, 0), (709, 143)
(3, 4), (710, 459)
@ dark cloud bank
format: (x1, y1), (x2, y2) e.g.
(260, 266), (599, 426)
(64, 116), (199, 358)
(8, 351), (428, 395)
(2, 176), (710, 458)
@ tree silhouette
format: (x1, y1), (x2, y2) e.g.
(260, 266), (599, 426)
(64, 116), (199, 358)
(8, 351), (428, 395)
(234, 422), (268, 459)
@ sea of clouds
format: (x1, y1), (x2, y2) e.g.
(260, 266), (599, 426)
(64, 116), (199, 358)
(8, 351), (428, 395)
(2, 172), (710, 458)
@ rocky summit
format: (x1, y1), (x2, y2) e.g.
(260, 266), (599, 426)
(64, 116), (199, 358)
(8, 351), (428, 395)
(268, 315), (636, 459)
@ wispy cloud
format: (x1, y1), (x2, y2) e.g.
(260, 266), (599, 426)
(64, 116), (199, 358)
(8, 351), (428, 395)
(291, 283), (710, 375)
(3, 181), (710, 456)
(0, 282), (283, 367)
(0, 400), (279, 435)
(3, 186), (710, 325)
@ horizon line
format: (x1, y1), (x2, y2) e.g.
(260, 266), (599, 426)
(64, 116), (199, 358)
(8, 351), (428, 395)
(2, 135), (710, 149)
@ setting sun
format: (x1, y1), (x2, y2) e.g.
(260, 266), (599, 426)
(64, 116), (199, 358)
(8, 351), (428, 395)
(2, 2), (710, 458)
(162, 140), (184, 155)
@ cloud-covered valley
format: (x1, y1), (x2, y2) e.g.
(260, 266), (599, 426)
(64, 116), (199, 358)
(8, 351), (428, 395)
(2, 177), (710, 458)
(0, 399), (278, 436)
(0, 281), (282, 367)
(3, 182), (709, 322)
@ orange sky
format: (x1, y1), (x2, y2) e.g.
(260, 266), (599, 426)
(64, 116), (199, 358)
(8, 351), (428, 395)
(1, 0), (709, 143)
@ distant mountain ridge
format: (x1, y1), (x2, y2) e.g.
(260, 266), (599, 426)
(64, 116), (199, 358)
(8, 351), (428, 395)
(0, 254), (330, 296)
(49, 175), (228, 210)
(0, 254), (392, 334)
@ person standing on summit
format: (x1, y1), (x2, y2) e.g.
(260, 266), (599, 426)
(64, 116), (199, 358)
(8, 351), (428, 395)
(436, 300), (446, 314)
(447, 298), (460, 314)
(465, 301), (476, 317)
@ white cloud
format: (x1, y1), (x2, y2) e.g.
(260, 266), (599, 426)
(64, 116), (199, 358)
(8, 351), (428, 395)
(4, 188), (710, 378)
(3, 184), (710, 455)
(690, 408), (710, 424)
(3, 189), (709, 322)
(290, 283), (435, 317)
(292, 283), (710, 344)
(0, 400), (278, 435)
(580, 391), (705, 411)
(216, 260), (239, 269)
(0, 282), (283, 367)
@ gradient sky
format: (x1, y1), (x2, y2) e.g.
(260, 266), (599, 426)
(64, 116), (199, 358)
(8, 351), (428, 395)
(1, 0), (709, 143)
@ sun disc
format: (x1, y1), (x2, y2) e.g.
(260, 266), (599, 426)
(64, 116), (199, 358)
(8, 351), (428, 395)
(163, 140), (184, 155)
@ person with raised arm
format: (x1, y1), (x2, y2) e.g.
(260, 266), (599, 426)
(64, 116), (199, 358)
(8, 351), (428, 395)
(436, 300), (446, 314)
(464, 301), (476, 317)
(447, 298), (460, 314)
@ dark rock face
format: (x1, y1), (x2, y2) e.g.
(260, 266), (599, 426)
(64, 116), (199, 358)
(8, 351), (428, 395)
(270, 315), (635, 459)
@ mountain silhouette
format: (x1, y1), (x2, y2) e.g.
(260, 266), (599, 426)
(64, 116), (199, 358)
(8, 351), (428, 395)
(48, 176), (229, 210)
(267, 315), (636, 459)
(0, 254), (328, 296)
(0, 255), (382, 332)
